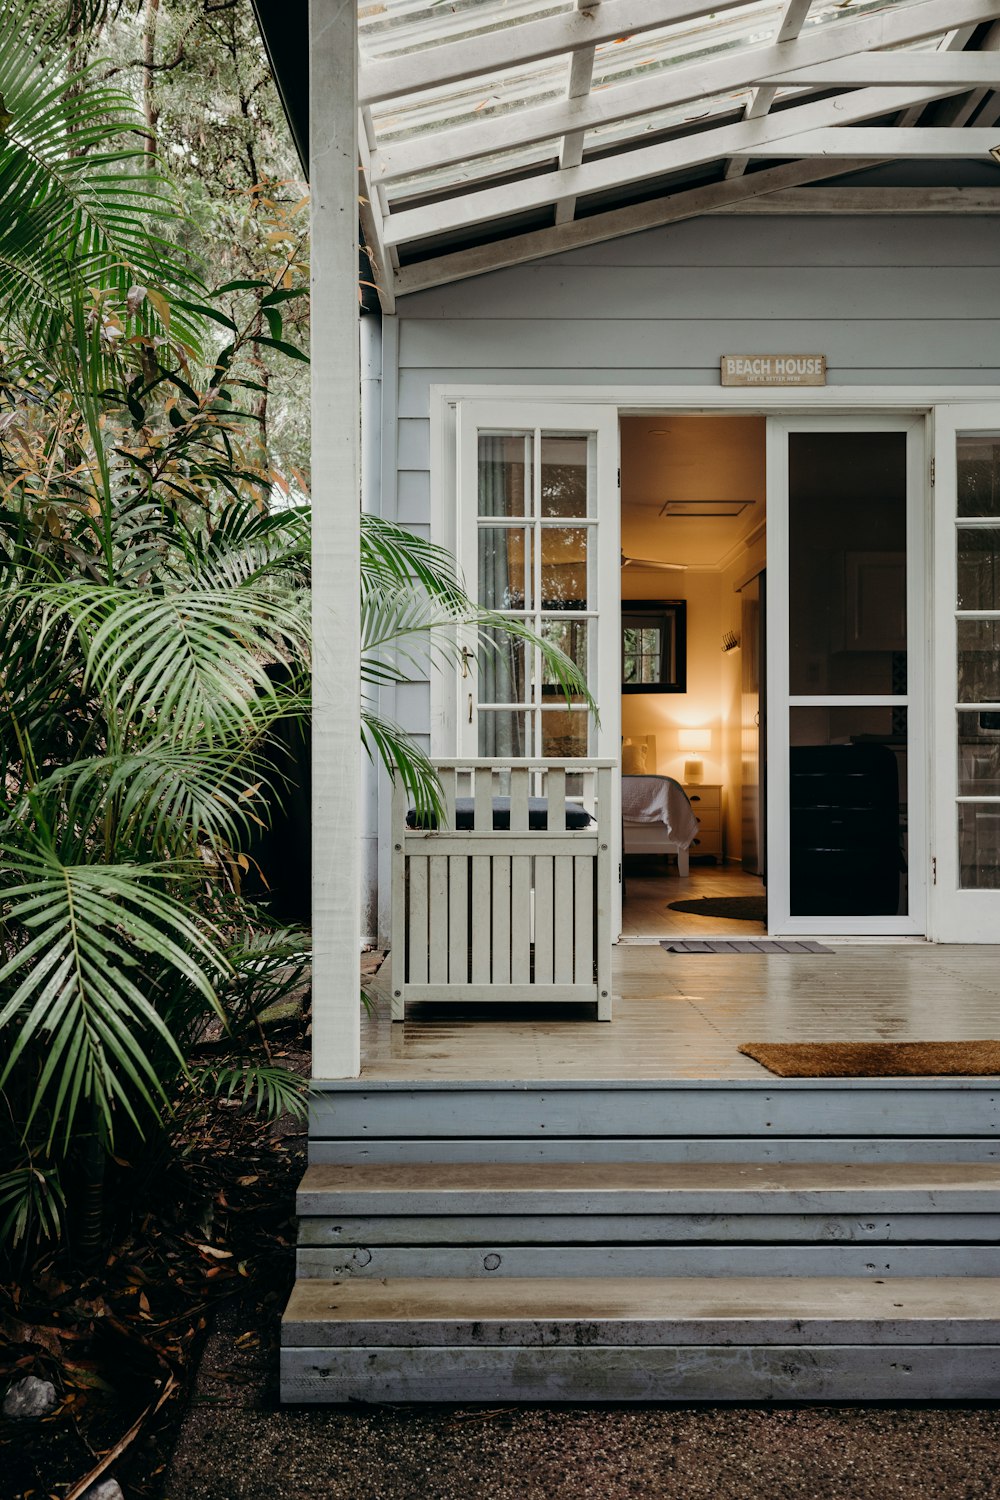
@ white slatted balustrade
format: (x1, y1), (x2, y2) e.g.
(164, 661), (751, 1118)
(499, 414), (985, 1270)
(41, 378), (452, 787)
(390, 759), (614, 1020)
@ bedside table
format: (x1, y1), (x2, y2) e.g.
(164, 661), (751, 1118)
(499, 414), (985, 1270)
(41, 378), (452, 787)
(683, 783), (723, 860)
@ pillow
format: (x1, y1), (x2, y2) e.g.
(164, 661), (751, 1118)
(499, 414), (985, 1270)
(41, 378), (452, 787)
(622, 740), (647, 775)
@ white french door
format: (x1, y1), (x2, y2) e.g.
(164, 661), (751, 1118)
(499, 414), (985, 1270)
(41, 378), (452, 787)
(453, 400), (621, 917)
(931, 405), (1000, 941)
(767, 415), (927, 935)
(455, 401), (619, 762)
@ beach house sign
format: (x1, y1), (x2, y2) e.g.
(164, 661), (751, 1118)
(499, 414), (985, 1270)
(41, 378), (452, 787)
(721, 354), (827, 387)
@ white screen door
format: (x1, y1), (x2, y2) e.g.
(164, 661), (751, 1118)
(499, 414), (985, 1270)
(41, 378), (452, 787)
(931, 406), (1000, 941)
(455, 400), (621, 912)
(767, 416), (926, 936)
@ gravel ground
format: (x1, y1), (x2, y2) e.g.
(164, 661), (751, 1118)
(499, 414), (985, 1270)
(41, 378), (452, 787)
(165, 1303), (1000, 1500)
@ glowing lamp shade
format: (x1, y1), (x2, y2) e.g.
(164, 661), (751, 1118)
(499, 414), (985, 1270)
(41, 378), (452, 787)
(678, 728), (711, 785)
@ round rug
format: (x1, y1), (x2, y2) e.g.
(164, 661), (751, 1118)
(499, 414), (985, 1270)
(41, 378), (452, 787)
(666, 895), (767, 921)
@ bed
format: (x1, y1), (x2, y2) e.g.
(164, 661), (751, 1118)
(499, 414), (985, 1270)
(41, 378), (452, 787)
(622, 738), (698, 876)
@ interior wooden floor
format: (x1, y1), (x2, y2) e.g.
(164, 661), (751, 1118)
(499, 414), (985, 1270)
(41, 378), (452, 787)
(622, 859), (765, 939)
(364, 943), (1000, 1083)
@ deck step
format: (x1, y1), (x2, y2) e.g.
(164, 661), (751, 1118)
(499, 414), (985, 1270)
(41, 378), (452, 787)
(295, 1162), (1000, 1280)
(281, 1276), (1000, 1401)
(297, 1161), (1000, 1215)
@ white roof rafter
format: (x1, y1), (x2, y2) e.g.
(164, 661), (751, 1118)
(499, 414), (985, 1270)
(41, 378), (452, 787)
(353, 0), (1000, 306)
(553, 0), (601, 228)
(724, 0), (816, 181)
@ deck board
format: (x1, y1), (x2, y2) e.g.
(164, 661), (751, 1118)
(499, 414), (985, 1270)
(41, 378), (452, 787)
(357, 943), (1000, 1083)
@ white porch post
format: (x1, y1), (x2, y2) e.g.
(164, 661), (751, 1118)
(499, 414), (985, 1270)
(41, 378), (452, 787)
(310, 0), (361, 1079)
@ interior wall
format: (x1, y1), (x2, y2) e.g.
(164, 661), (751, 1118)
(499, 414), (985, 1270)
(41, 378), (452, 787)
(721, 532), (765, 858)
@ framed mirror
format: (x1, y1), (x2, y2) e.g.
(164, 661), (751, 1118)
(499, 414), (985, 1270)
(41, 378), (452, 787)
(622, 600), (687, 694)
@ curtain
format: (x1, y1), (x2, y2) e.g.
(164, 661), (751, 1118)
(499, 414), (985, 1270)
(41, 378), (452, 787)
(477, 435), (528, 757)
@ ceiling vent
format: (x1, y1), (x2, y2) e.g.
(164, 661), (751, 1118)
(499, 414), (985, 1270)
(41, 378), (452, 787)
(658, 500), (755, 518)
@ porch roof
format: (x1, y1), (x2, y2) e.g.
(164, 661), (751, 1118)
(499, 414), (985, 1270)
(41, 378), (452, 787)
(256, 0), (1000, 311)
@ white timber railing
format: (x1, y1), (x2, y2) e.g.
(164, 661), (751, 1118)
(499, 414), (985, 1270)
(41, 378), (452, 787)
(390, 759), (615, 1021)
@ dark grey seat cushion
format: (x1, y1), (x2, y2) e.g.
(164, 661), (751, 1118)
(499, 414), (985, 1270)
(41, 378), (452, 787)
(407, 796), (595, 831)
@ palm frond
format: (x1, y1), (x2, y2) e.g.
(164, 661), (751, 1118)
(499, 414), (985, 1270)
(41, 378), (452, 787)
(0, 837), (228, 1146)
(0, 1160), (66, 1250)
(193, 1061), (309, 1122)
(361, 514), (466, 611)
(28, 578), (310, 745)
(19, 742), (278, 855)
(0, 2), (204, 346)
(361, 705), (443, 825)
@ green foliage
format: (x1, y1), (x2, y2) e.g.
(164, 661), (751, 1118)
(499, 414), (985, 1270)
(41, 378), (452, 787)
(0, 2), (313, 1258)
(0, 0), (203, 348)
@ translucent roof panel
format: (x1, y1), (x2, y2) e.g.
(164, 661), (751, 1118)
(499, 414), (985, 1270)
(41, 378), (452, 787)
(359, 0), (575, 64)
(353, 0), (1000, 297)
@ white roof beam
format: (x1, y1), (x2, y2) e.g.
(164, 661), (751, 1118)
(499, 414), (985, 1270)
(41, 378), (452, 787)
(772, 50), (1000, 88)
(744, 126), (1000, 156)
(370, 0), (1000, 188)
(393, 157), (879, 297)
(713, 186), (1000, 212)
(554, 0), (600, 228)
(383, 82), (970, 248)
(725, 0), (814, 182)
(359, 0), (752, 107)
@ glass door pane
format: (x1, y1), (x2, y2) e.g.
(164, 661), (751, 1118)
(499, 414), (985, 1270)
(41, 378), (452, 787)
(769, 417), (923, 935)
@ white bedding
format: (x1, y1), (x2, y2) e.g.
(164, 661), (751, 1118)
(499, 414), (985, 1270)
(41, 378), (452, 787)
(622, 775), (699, 847)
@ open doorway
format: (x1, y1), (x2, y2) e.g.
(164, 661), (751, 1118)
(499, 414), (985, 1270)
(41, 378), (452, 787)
(619, 413), (767, 939)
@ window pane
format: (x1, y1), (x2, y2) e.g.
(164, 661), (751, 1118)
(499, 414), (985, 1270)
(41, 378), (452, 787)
(478, 432), (531, 517)
(478, 629), (527, 706)
(478, 526), (530, 610)
(958, 433), (1000, 518)
(958, 710), (1000, 796)
(957, 619), (1000, 702)
(623, 624), (663, 685)
(540, 526), (588, 610)
(541, 433), (590, 518)
(789, 706), (907, 917)
(788, 432), (907, 696)
(541, 708), (589, 758)
(959, 804), (1000, 890)
(957, 526), (1000, 610)
(541, 619), (589, 702)
(478, 710), (532, 758)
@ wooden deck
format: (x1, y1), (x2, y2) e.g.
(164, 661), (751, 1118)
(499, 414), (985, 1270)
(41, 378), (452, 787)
(362, 942), (1000, 1083)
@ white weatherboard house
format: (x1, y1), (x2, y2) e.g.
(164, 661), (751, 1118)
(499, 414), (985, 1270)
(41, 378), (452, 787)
(254, 0), (1000, 1402)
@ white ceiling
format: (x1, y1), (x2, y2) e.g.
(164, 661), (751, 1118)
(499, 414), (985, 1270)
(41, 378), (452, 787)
(620, 413), (766, 570)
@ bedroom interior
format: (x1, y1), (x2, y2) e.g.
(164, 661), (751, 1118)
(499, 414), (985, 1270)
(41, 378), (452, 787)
(619, 413), (767, 939)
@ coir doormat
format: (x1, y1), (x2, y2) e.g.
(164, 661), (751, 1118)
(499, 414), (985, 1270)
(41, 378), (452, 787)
(738, 1040), (1000, 1077)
